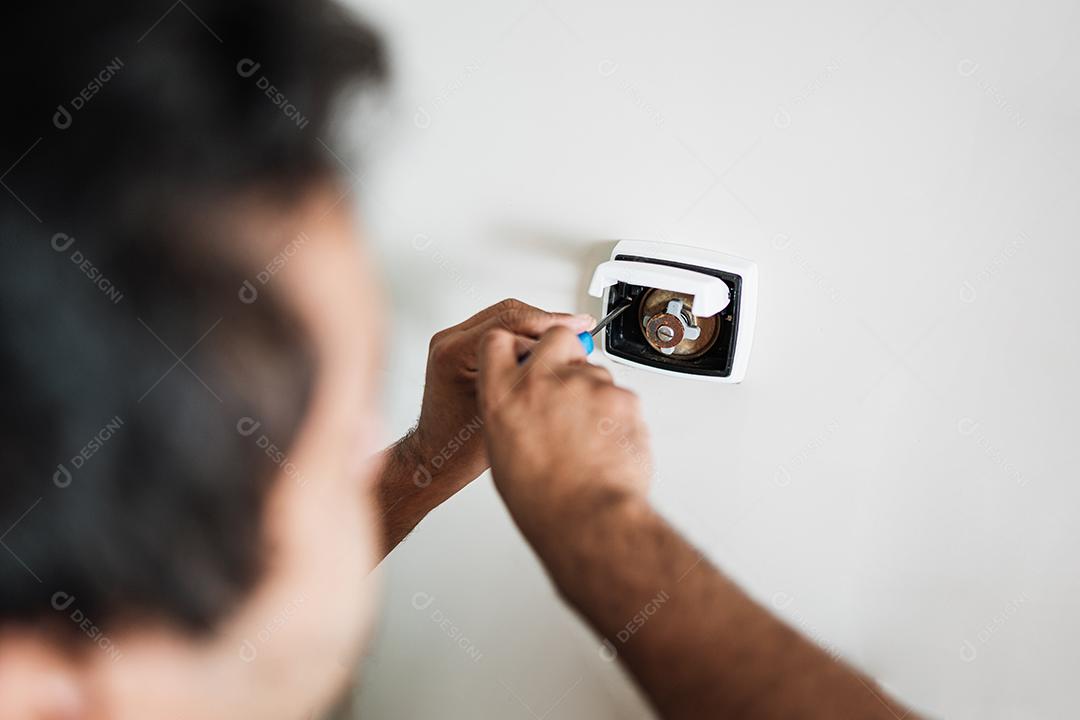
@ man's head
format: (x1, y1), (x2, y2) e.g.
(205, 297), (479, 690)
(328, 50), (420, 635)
(0, 2), (389, 717)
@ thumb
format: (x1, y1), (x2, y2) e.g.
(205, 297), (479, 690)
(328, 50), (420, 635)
(523, 326), (588, 371)
(496, 307), (594, 338)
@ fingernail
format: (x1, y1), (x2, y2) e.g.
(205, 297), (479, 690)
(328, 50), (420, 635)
(574, 314), (596, 327)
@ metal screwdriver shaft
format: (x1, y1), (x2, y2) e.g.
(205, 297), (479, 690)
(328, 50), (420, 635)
(575, 299), (633, 355)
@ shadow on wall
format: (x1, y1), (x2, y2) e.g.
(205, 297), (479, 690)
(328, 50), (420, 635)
(485, 228), (618, 315)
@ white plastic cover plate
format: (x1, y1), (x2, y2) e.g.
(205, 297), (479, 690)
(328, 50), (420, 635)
(588, 260), (730, 317)
(590, 240), (759, 384)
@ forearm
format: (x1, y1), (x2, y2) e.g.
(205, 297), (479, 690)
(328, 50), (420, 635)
(523, 492), (913, 719)
(375, 431), (479, 556)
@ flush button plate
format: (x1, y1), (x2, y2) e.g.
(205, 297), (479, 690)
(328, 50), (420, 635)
(588, 241), (758, 383)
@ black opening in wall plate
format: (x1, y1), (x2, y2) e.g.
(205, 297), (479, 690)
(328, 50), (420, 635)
(604, 254), (743, 377)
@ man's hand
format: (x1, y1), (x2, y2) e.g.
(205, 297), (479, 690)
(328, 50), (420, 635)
(412, 299), (594, 483)
(377, 299), (593, 554)
(477, 325), (652, 542)
(477, 327), (915, 720)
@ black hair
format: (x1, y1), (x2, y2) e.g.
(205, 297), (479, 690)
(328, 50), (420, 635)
(0, 1), (386, 635)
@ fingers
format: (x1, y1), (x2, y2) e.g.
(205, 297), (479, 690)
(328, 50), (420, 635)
(480, 322), (614, 415)
(496, 305), (593, 338)
(456, 298), (522, 330)
(565, 363), (614, 386)
(477, 328), (520, 408)
(458, 304), (592, 372)
(458, 298), (592, 335)
(512, 335), (538, 359)
(522, 326), (588, 371)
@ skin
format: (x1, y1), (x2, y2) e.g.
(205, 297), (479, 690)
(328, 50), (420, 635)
(0, 186), (914, 719)
(0, 189), (387, 720)
(377, 300), (594, 553)
(479, 327), (914, 718)
(0, 190), (592, 720)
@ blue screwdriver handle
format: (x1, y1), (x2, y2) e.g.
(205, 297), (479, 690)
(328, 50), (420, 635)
(577, 331), (595, 355)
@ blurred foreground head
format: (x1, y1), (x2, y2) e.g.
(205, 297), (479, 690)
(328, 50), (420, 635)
(0, 2), (390, 717)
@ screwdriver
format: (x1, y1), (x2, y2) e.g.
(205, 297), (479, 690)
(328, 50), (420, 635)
(576, 299), (633, 355)
(518, 300), (632, 364)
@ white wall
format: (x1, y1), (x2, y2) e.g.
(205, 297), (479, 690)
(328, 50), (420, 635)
(339, 1), (1080, 717)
